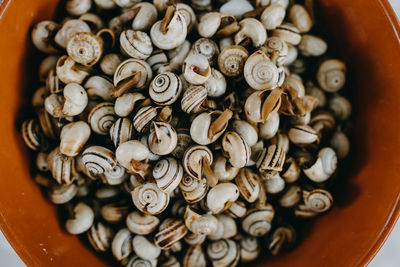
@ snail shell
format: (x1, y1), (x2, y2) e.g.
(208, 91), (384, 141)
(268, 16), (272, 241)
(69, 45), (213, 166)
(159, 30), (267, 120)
(317, 59), (346, 93)
(100, 53), (123, 76)
(241, 204), (275, 237)
(222, 131), (251, 168)
(232, 119), (258, 147)
(259, 111), (280, 140)
(190, 110), (232, 145)
(244, 89), (282, 123)
(84, 76), (114, 101)
(114, 92), (146, 117)
(279, 185), (302, 208)
(113, 59), (153, 95)
(208, 214), (237, 240)
(330, 130), (350, 159)
(65, 202), (94, 235)
(150, 9), (188, 50)
(33, 86), (49, 108)
(154, 218), (188, 249)
(171, 128), (192, 159)
(149, 72), (183, 106)
(181, 85), (208, 114)
(240, 236), (260, 263)
(147, 50), (168, 73)
(153, 157), (183, 194)
(101, 201), (130, 224)
(281, 157), (301, 183)
(126, 256), (155, 267)
(132, 182), (170, 215)
(55, 19), (91, 49)
(235, 168), (260, 203)
(226, 201), (247, 218)
(206, 182), (239, 214)
(182, 145), (213, 180)
(48, 183), (78, 204)
(36, 152), (49, 172)
(288, 125), (319, 145)
(294, 203), (318, 218)
(184, 206), (218, 235)
(184, 232), (206, 246)
(148, 122), (178, 155)
(47, 147), (77, 185)
(183, 53), (211, 85)
(244, 48), (280, 90)
(31, 21), (60, 54)
(220, 0), (254, 20)
(207, 239), (240, 267)
(116, 140), (149, 174)
(329, 94), (352, 120)
(192, 38), (220, 66)
(67, 32), (103, 67)
(21, 119), (47, 151)
(183, 246), (207, 267)
(303, 189), (333, 213)
(112, 228), (132, 261)
(260, 3), (286, 30)
(126, 211), (160, 235)
(79, 13), (104, 32)
(256, 144), (286, 172)
(283, 44), (298, 66)
(271, 23), (302, 46)
(130, 2), (158, 31)
(133, 106), (158, 133)
(235, 18), (267, 48)
(81, 146), (116, 177)
(263, 172), (285, 194)
(310, 110), (336, 134)
(177, 3), (197, 32)
(218, 45), (249, 78)
(268, 224), (296, 255)
(99, 163), (129, 185)
(204, 68), (227, 98)
(212, 154), (240, 182)
(60, 121), (91, 157)
(120, 30), (153, 60)
(132, 235), (161, 260)
(88, 102), (118, 135)
(179, 175), (209, 204)
(289, 4), (313, 33)
(160, 255), (180, 267)
(39, 55), (58, 82)
(109, 118), (134, 148)
(265, 37), (289, 66)
(303, 147), (337, 183)
(299, 35), (328, 57)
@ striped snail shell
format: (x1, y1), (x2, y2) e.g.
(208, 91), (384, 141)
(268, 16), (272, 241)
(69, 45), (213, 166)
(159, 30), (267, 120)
(181, 85), (208, 114)
(279, 185), (302, 208)
(87, 222), (114, 252)
(48, 183), (78, 204)
(109, 118), (134, 148)
(281, 157), (301, 183)
(126, 256), (155, 267)
(47, 147), (77, 185)
(271, 23), (302, 46)
(244, 89), (282, 123)
(131, 182), (170, 215)
(140, 134), (161, 162)
(177, 3), (196, 32)
(101, 201), (130, 224)
(46, 69), (61, 94)
(182, 145), (213, 180)
(240, 236), (260, 263)
(67, 32), (103, 67)
(147, 49), (168, 73)
(133, 106), (158, 133)
(256, 144), (286, 172)
(226, 201), (247, 218)
(235, 168), (260, 203)
(81, 146), (117, 177)
(148, 122), (178, 156)
(99, 163), (129, 185)
(179, 175), (209, 204)
(38, 107), (64, 140)
(218, 45), (249, 78)
(207, 239), (240, 267)
(303, 189), (333, 213)
(268, 224), (296, 256)
(244, 48), (280, 90)
(154, 218), (188, 249)
(171, 128), (192, 159)
(149, 72), (183, 106)
(288, 125), (319, 146)
(88, 102), (118, 135)
(120, 30), (153, 60)
(241, 204), (275, 237)
(192, 38), (220, 66)
(153, 157), (184, 194)
(160, 255), (180, 267)
(222, 131), (251, 168)
(21, 119), (48, 151)
(264, 37), (289, 66)
(126, 211), (160, 235)
(112, 228), (133, 261)
(171, 198), (187, 218)
(184, 231), (206, 246)
(183, 246), (207, 267)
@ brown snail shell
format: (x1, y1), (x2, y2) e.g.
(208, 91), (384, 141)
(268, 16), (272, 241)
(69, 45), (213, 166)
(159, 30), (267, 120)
(67, 32), (103, 67)
(154, 218), (188, 249)
(218, 45), (249, 78)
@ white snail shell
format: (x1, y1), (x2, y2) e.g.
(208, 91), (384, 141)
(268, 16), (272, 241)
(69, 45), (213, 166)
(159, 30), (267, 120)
(149, 72), (183, 106)
(207, 239), (240, 267)
(206, 183), (239, 214)
(235, 168), (260, 203)
(131, 182), (170, 215)
(153, 157), (184, 194)
(303, 147), (337, 183)
(120, 30), (153, 60)
(88, 102), (118, 135)
(241, 204), (274, 237)
(218, 45), (249, 78)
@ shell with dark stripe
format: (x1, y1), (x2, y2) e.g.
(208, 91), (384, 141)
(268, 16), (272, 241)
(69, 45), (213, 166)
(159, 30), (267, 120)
(241, 204), (275, 237)
(222, 131), (251, 168)
(87, 222), (113, 252)
(182, 145), (213, 180)
(47, 147), (77, 185)
(99, 163), (129, 186)
(207, 239), (240, 267)
(38, 108), (64, 139)
(235, 168), (260, 203)
(153, 157), (183, 194)
(113, 59), (153, 91)
(81, 146), (117, 177)
(133, 106), (158, 133)
(179, 175), (209, 204)
(131, 182), (170, 215)
(21, 119), (48, 151)
(88, 102), (118, 135)
(181, 85), (207, 114)
(154, 218), (188, 249)
(183, 246), (206, 267)
(109, 118), (134, 148)
(149, 72), (182, 106)
(256, 144), (286, 172)
(146, 49), (168, 73)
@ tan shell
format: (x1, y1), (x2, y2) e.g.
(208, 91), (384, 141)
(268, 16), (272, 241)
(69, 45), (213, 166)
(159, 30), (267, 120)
(131, 2), (158, 31)
(212, 154), (240, 182)
(47, 147), (77, 185)
(263, 172), (285, 194)
(304, 147), (337, 183)
(207, 239), (240, 267)
(265, 37), (289, 66)
(281, 157), (301, 183)
(206, 183), (239, 214)
(184, 232), (206, 246)
(171, 128), (193, 159)
(259, 111), (280, 140)
(154, 218), (188, 249)
(115, 140), (149, 174)
(183, 246), (207, 267)
(222, 131), (251, 168)
(147, 49), (168, 73)
(47, 183), (78, 204)
(279, 185), (302, 208)
(120, 30), (153, 60)
(65, 202), (94, 235)
(56, 56), (91, 84)
(112, 228), (133, 261)
(193, 38), (220, 66)
(126, 211), (160, 235)
(113, 92), (145, 117)
(288, 125), (319, 145)
(148, 122), (178, 155)
(55, 19), (91, 49)
(177, 3), (197, 32)
(240, 236), (260, 262)
(226, 201), (247, 218)
(299, 35), (328, 57)
(100, 53), (123, 76)
(268, 224), (296, 255)
(179, 175), (209, 204)
(31, 21), (60, 54)
(184, 206), (218, 235)
(88, 102), (118, 135)
(132, 182), (170, 215)
(235, 168), (260, 203)
(244, 89), (282, 123)
(60, 121), (91, 157)
(303, 189), (333, 213)
(190, 110), (232, 145)
(260, 4), (286, 30)
(234, 18), (267, 48)
(150, 72), (183, 105)
(204, 68), (227, 98)
(101, 201), (130, 224)
(132, 235), (161, 260)
(241, 204), (274, 237)
(256, 144), (286, 172)
(289, 4), (313, 33)
(133, 106), (158, 133)
(271, 23), (302, 46)
(330, 130), (350, 159)
(67, 32), (103, 67)
(218, 45), (249, 78)
(317, 59), (346, 93)
(81, 146), (116, 177)
(109, 118), (134, 147)
(208, 214), (237, 240)
(183, 53), (211, 85)
(198, 12), (238, 38)
(153, 157), (183, 194)
(181, 85), (208, 114)
(84, 76), (114, 101)
(329, 94), (352, 120)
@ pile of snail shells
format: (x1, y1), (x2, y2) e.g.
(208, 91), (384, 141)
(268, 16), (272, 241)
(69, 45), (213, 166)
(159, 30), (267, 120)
(22, 0), (352, 266)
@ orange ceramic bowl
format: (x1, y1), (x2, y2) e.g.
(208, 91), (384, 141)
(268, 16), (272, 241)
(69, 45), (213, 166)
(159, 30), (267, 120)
(0, 0), (400, 266)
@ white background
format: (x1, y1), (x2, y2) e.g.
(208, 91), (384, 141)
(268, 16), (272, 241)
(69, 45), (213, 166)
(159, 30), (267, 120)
(1, 1), (400, 266)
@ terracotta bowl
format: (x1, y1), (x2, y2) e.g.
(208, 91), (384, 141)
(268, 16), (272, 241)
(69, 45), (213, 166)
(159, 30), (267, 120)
(0, 0), (400, 266)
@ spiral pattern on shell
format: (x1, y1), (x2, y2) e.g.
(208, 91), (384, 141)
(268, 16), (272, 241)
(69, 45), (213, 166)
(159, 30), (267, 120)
(304, 189), (333, 213)
(149, 72), (182, 106)
(183, 246), (207, 267)
(207, 239), (240, 267)
(100, 163), (129, 185)
(218, 45), (249, 77)
(109, 118), (134, 147)
(181, 85), (208, 114)
(153, 157), (183, 194)
(126, 211), (160, 235)
(244, 50), (280, 90)
(235, 168), (260, 203)
(179, 175), (209, 204)
(87, 222), (113, 252)
(67, 32), (103, 67)
(242, 205), (275, 237)
(154, 218), (188, 249)
(184, 231), (206, 246)
(113, 59), (153, 91)
(171, 128), (192, 159)
(265, 37), (289, 66)
(256, 144), (286, 172)
(48, 183), (78, 204)
(89, 102), (118, 135)
(126, 256), (153, 267)
(182, 145), (213, 179)
(133, 106), (158, 133)
(240, 236), (260, 262)
(132, 182), (170, 215)
(21, 119), (47, 151)
(120, 30), (153, 60)
(47, 147), (77, 185)
(193, 38), (220, 65)
(81, 146), (116, 177)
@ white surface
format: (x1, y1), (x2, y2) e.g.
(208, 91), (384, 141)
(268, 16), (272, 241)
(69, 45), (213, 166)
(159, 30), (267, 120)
(1, 1), (400, 266)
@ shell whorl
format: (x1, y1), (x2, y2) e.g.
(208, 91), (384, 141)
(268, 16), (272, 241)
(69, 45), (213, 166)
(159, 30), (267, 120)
(132, 182), (170, 215)
(149, 72), (182, 106)
(81, 146), (117, 177)
(89, 102), (118, 135)
(153, 157), (184, 194)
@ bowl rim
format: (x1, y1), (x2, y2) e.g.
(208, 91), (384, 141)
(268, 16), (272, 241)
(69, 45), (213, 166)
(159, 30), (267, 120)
(0, 0), (400, 266)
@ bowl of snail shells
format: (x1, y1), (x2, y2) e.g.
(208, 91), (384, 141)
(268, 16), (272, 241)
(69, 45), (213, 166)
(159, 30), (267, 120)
(1, 0), (400, 266)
